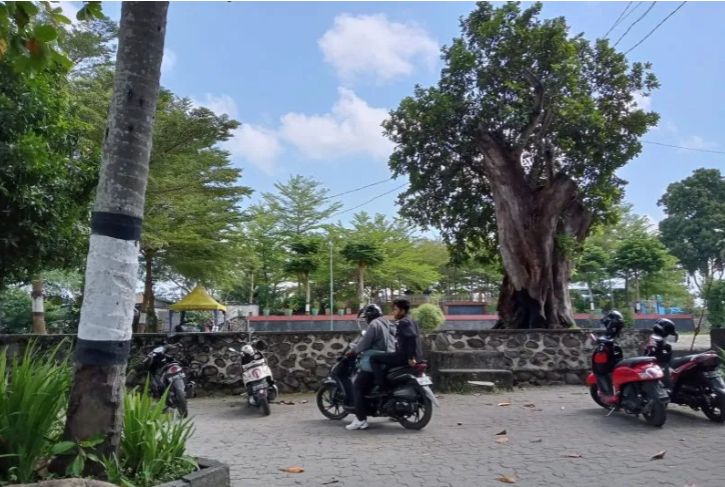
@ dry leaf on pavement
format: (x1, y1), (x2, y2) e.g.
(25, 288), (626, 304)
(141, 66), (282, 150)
(530, 439), (542, 443)
(496, 475), (516, 483)
(495, 437), (509, 444)
(523, 403), (536, 408)
(280, 467), (305, 473)
(651, 451), (667, 460)
(562, 453), (582, 458)
(498, 402), (512, 407)
(495, 429), (507, 435)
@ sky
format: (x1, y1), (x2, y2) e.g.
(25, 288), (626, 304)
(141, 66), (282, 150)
(60, 1), (725, 228)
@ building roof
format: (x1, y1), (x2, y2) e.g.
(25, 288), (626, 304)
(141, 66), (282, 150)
(169, 285), (227, 312)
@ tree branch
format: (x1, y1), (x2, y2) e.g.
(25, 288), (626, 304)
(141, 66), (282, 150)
(517, 70), (545, 151)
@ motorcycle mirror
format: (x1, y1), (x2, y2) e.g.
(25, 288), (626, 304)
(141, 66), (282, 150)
(255, 340), (267, 351)
(667, 333), (679, 343)
(152, 346), (164, 354)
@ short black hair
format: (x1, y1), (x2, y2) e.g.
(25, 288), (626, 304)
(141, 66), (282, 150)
(392, 298), (410, 314)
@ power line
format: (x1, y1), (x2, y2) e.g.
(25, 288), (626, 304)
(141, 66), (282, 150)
(624, 2), (687, 54)
(323, 177), (394, 201)
(643, 140), (725, 155)
(327, 183), (408, 220)
(603, 1), (633, 38)
(613, 2), (658, 47)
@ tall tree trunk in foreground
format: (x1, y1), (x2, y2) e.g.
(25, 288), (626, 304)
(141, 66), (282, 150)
(482, 134), (591, 329)
(357, 264), (365, 311)
(31, 273), (46, 334)
(248, 271), (255, 304)
(304, 271), (311, 314)
(60, 1), (168, 471)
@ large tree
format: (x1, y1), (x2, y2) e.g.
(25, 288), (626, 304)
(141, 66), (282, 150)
(60, 1), (168, 470)
(383, 1), (659, 328)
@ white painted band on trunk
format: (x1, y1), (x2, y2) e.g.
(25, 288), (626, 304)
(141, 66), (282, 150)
(78, 234), (139, 342)
(139, 313), (147, 324)
(32, 297), (44, 313)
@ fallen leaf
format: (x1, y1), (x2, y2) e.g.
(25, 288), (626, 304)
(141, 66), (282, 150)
(495, 437), (509, 444)
(650, 451), (666, 460)
(496, 475), (516, 484)
(300, 400), (308, 404)
(322, 480), (339, 485)
(457, 422), (463, 426)
(562, 453), (582, 458)
(474, 393), (482, 397)
(495, 429), (507, 435)
(498, 402), (512, 407)
(530, 439), (542, 443)
(436, 395), (444, 399)
(523, 403), (536, 408)
(280, 467), (305, 473)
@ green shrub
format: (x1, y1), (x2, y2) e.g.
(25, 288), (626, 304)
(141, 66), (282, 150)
(621, 308), (635, 328)
(411, 304), (445, 331)
(104, 380), (197, 487)
(0, 340), (72, 483)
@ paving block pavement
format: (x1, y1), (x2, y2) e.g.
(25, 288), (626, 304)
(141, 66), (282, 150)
(186, 386), (725, 487)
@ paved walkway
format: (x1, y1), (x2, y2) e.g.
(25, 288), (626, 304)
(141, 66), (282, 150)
(186, 386), (723, 487)
(672, 333), (711, 351)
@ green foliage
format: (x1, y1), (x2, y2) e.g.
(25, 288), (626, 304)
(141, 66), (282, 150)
(620, 308), (635, 328)
(411, 304), (446, 332)
(659, 168), (725, 297)
(340, 242), (385, 268)
(707, 281), (725, 329)
(613, 233), (668, 282)
(575, 242), (611, 287)
(0, 340), (72, 483)
(383, 1), (659, 261)
(104, 381), (197, 487)
(0, 1), (103, 71)
(0, 287), (32, 333)
(0, 59), (95, 288)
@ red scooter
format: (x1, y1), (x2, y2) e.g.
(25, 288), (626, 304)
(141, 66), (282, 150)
(585, 311), (670, 427)
(643, 319), (725, 422)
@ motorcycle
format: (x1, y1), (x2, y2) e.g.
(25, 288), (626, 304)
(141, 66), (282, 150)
(585, 321), (670, 427)
(229, 340), (278, 416)
(315, 329), (439, 430)
(141, 345), (195, 418)
(644, 326), (725, 422)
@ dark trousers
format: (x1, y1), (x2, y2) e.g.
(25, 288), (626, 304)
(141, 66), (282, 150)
(353, 371), (374, 421)
(370, 352), (407, 387)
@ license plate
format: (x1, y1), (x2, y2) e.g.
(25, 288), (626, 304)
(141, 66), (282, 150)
(704, 371), (721, 378)
(417, 376), (432, 386)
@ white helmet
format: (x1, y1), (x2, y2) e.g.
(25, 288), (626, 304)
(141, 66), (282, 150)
(241, 344), (254, 356)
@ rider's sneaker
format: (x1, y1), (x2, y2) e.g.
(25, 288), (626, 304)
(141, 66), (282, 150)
(345, 419), (369, 431)
(249, 396), (257, 406)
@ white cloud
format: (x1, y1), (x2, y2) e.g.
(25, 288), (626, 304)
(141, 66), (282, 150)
(318, 13), (439, 83)
(161, 48), (177, 73)
(631, 92), (652, 111)
(192, 93), (239, 119)
(225, 125), (282, 176)
(280, 87), (393, 160)
(677, 135), (718, 153)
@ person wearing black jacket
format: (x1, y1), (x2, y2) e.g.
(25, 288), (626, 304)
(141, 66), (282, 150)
(369, 298), (422, 394)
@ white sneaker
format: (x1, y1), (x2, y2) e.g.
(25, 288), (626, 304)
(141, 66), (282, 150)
(345, 419), (369, 431)
(249, 396), (256, 406)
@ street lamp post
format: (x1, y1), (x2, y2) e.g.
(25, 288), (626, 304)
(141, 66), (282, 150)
(329, 240), (334, 332)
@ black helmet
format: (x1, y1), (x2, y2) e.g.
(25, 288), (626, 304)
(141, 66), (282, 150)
(358, 304), (383, 323)
(654, 318), (677, 340)
(601, 310), (624, 337)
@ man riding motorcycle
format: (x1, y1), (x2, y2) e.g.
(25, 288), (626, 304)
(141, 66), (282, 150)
(345, 304), (396, 431)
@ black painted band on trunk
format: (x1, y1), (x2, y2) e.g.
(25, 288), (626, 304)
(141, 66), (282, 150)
(75, 338), (131, 366)
(91, 211), (143, 241)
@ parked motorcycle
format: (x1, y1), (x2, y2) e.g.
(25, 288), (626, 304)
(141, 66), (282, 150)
(643, 320), (725, 422)
(141, 345), (195, 418)
(229, 340), (278, 416)
(585, 311), (670, 427)
(315, 330), (439, 430)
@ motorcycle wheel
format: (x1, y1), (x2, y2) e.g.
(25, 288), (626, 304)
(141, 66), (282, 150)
(398, 392), (433, 430)
(259, 396), (271, 416)
(589, 385), (610, 409)
(172, 379), (188, 418)
(641, 384), (667, 427)
(702, 390), (725, 423)
(316, 384), (348, 420)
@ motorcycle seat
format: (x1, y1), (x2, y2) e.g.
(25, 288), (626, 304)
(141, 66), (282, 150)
(615, 356), (656, 368)
(669, 353), (717, 369)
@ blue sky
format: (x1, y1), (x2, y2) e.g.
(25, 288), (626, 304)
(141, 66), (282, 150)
(62, 1), (724, 227)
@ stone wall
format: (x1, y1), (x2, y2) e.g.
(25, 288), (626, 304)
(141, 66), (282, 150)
(0, 328), (650, 393)
(426, 329), (650, 385)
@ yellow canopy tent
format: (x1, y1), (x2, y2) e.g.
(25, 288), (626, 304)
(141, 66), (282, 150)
(168, 285), (227, 332)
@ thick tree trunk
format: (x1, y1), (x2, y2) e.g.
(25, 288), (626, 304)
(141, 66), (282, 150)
(357, 264), (365, 310)
(58, 1), (168, 475)
(480, 134), (590, 329)
(31, 273), (46, 334)
(249, 270), (255, 304)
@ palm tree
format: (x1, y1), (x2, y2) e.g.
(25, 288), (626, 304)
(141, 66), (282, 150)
(60, 1), (169, 469)
(340, 242), (385, 311)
